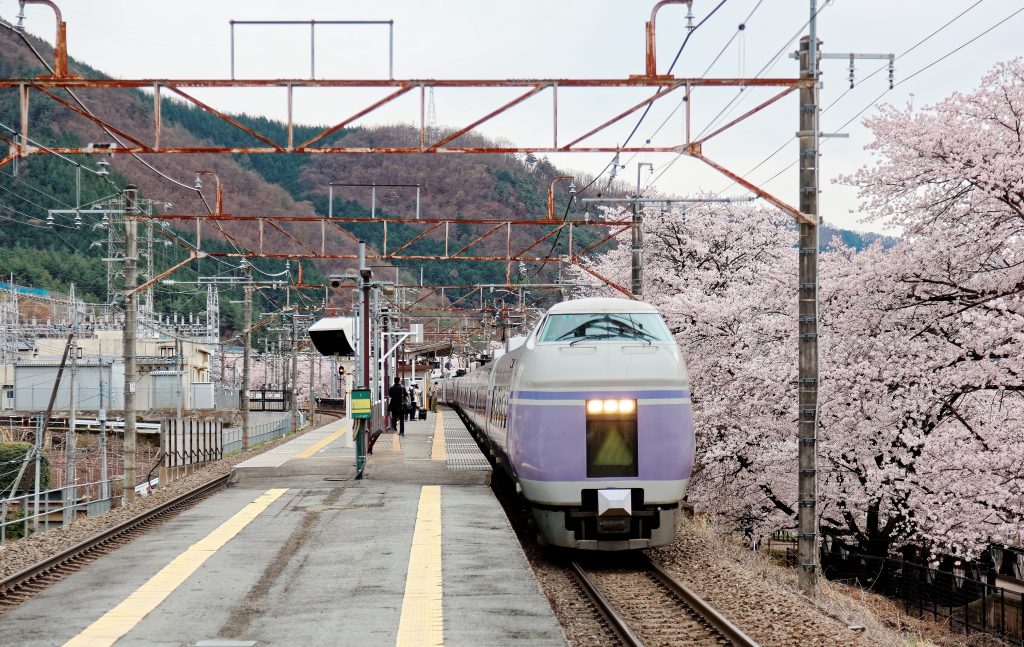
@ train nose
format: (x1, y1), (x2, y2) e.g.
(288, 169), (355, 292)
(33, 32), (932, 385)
(596, 488), (632, 534)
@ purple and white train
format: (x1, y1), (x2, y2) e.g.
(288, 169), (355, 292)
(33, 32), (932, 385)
(439, 297), (694, 551)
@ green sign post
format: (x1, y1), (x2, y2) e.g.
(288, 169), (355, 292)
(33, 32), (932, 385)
(351, 388), (370, 478)
(351, 389), (371, 419)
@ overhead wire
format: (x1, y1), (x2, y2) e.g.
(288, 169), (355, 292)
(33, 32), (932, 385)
(621, 0), (766, 174)
(750, 2), (1017, 191)
(0, 17), (214, 215)
(523, 0), (731, 281)
(635, 0), (832, 198)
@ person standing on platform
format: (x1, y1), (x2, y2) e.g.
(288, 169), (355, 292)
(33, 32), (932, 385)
(411, 382), (422, 419)
(388, 376), (406, 434)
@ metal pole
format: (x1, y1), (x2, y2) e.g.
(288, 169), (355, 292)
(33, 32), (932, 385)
(357, 242), (370, 478)
(797, 32), (821, 596)
(241, 282), (252, 449)
(123, 185), (139, 504)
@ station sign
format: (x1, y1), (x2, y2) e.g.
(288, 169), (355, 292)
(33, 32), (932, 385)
(351, 389), (372, 419)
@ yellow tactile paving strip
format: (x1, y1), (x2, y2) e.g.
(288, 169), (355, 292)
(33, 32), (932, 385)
(396, 485), (443, 647)
(64, 488), (288, 647)
(431, 411), (446, 461)
(294, 421), (351, 459)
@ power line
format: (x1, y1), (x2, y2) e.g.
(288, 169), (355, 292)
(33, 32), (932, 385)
(694, 1), (832, 141)
(621, 0), (767, 175)
(523, 1), (732, 281)
(753, 3), (1021, 189)
(0, 17), (213, 214)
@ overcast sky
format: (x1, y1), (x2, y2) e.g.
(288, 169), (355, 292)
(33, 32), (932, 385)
(4, 1), (1021, 233)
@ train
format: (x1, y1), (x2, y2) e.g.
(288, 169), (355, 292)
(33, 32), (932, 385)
(438, 297), (694, 551)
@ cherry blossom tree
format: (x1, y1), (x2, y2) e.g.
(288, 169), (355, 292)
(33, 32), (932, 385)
(575, 60), (1024, 561)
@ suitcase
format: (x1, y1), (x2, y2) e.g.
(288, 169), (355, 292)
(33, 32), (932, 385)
(418, 409), (427, 420)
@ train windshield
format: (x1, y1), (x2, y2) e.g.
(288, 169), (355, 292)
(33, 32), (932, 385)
(538, 313), (672, 343)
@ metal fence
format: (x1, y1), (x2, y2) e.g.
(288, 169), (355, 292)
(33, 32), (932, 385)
(823, 550), (1023, 645)
(0, 477), (122, 543)
(247, 388), (290, 412)
(161, 418), (223, 468)
(221, 415), (294, 454)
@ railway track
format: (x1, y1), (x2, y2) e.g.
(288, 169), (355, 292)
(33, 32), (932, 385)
(570, 553), (760, 647)
(0, 473), (230, 612)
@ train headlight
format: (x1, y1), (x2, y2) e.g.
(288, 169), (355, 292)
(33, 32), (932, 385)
(586, 399), (636, 415)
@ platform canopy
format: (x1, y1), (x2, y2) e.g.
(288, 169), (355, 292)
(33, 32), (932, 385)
(308, 317), (356, 356)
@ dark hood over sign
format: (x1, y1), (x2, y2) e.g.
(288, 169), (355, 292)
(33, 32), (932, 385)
(308, 317), (356, 356)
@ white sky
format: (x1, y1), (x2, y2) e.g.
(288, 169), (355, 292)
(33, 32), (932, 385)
(5, 0), (1021, 233)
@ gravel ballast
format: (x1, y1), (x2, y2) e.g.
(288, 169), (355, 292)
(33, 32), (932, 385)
(525, 519), (920, 647)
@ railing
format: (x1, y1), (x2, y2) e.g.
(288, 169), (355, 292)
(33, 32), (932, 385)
(824, 551), (1023, 645)
(221, 415), (293, 454)
(0, 477), (123, 543)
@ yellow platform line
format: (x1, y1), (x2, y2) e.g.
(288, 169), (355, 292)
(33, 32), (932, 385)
(396, 485), (443, 647)
(431, 411), (446, 461)
(64, 488), (288, 647)
(295, 422), (351, 459)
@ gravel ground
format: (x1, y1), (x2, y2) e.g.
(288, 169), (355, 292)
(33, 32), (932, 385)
(0, 427), (310, 580)
(523, 517), (924, 647)
(649, 520), (871, 646)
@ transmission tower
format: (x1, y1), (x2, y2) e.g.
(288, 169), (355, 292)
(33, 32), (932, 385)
(426, 87), (438, 138)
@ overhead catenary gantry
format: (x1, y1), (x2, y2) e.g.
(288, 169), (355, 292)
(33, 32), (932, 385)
(0, 1), (812, 229)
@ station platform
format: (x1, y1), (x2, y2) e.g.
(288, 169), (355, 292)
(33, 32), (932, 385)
(2, 407), (567, 647)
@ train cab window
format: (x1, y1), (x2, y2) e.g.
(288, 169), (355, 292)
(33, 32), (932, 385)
(585, 399), (638, 478)
(539, 313), (671, 343)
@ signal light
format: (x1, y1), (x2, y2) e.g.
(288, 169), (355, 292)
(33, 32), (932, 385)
(586, 399), (636, 415)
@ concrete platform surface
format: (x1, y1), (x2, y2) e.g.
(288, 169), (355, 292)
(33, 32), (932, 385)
(1, 411), (566, 646)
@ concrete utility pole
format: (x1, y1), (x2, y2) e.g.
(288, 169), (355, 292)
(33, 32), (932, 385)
(797, 31), (821, 595)
(123, 185), (139, 505)
(632, 162), (653, 298)
(308, 346), (315, 425)
(241, 280), (252, 450)
(63, 323), (77, 526)
(290, 308), (299, 433)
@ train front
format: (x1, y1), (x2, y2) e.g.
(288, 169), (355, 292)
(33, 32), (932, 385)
(509, 298), (694, 550)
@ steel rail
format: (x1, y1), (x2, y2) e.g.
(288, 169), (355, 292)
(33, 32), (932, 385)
(0, 473), (230, 609)
(641, 553), (760, 647)
(570, 560), (645, 647)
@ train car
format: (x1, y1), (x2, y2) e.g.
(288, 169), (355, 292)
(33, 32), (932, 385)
(441, 297), (694, 550)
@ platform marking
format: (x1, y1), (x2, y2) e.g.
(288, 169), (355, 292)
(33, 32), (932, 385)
(64, 488), (288, 647)
(396, 485), (443, 647)
(431, 411), (446, 461)
(294, 421), (350, 458)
